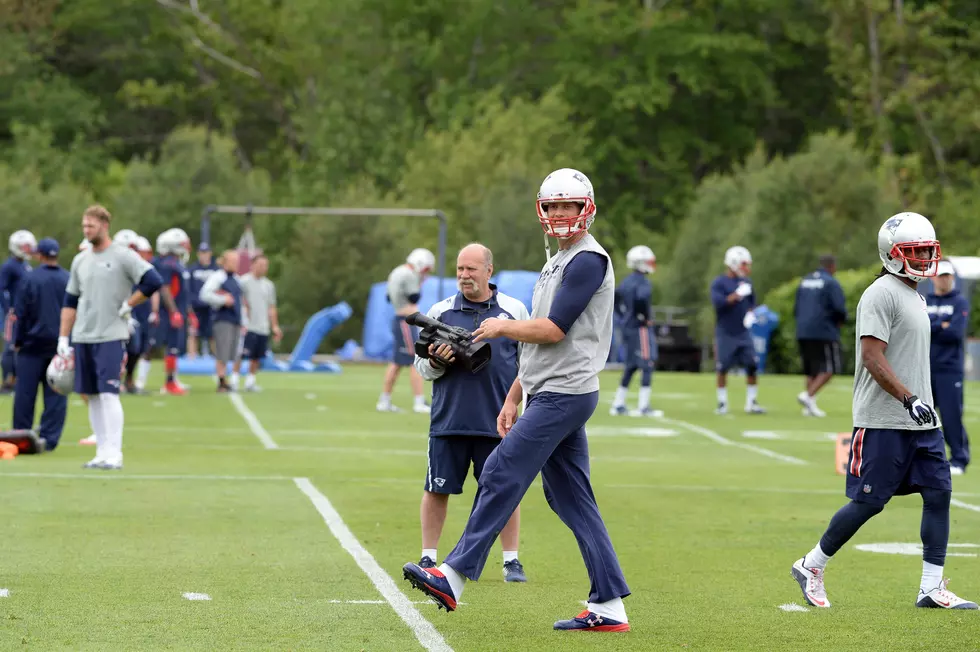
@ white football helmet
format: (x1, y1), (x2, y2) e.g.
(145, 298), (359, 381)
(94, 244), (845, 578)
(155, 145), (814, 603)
(135, 236), (152, 252)
(46, 352), (75, 396)
(407, 248), (435, 275)
(536, 168), (596, 238)
(156, 228), (192, 264)
(877, 212), (941, 281)
(626, 245), (656, 274)
(9, 230), (37, 260)
(113, 229), (139, 250)
(724, 246), (753, 278)
(78, 239), (92, 252)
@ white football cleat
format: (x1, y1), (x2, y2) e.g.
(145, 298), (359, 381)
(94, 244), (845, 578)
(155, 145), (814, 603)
(809, 403), (827, 418)
(413, 403), (431, 414)
(744, 402), (767, 415)
(714, 403), (728, 416)
(609, 405), (628, 416)
(916, 578), (979, 609)
(791, 558), (831, 608)
(79, 434), (97, 446)
(376, 403), (402, 413)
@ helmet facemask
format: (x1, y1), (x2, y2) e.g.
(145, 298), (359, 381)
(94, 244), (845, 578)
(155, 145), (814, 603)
(537, 199), (595, 238)
(892, 241), (941, 280)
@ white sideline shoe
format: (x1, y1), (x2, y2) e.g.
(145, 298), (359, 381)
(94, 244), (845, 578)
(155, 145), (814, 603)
(791, 558), (830, 608)
(916, 579), (979, 609)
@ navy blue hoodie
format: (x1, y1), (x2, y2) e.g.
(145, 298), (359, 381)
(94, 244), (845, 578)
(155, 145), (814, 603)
(794, 269), (847, 341)
(926, 288), (970, 374)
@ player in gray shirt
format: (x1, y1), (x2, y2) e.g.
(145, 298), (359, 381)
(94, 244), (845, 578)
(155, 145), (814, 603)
(403, 168), (632, 632)
(58, 204), (163, 470)
(237, 254), (281, 392)
(376, 248), (434, 414)
(792, 212), (976, 611)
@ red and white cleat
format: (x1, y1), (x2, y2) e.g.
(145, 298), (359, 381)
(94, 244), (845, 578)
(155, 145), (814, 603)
(791, 558), (831, 608)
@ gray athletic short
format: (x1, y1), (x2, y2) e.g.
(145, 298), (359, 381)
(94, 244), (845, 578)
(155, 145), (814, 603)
(213, 321), (241, 362)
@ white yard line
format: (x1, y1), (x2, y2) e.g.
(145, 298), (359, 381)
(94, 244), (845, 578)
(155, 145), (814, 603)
(951, 498), (980, 514)
(182, 592), (212, 601)
(229, 393), (280, 450)
(659, 416), (808, 465)
(295, 478), (452, 652)
(0, 472), (290, 481)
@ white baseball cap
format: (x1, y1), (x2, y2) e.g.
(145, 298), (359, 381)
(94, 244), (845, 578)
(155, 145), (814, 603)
(937, 260), (956, 276)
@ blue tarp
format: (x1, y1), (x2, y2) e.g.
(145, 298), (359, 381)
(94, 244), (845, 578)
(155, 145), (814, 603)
(361, 271), (539, 361)
(749, 304), (780, 373)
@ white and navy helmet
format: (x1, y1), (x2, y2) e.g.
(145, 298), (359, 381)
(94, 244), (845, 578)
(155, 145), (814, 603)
(877, 212), (941, 281)
(46, 352), (75, 396)
(536, 168), (596, 238)
(406, 248), (435, 275)
(626, 245), (656, 274)
(724, 246), (752, 278)
(113, 229), (139, 250)
(156, 228), (192, 264)
(9, 230), (37, 260)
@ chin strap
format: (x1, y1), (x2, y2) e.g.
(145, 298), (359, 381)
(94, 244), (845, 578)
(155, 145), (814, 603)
(543, 232), (552, 262)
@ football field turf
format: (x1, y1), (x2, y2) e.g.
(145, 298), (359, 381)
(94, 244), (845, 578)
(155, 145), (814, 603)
(2, 367), (979, 650)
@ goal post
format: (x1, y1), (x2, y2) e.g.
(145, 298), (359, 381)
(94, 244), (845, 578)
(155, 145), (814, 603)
(200, 204), (449, 298)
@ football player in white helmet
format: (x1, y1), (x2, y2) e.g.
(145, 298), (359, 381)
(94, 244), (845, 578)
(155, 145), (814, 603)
(1, 230), (38, 393)
(149, 228), (190, 395)
(404, 168), (633, 632)
(791, 212), (977, 612)
(377, 248), (436, 413)
(710, 245), (765, 414)
(610, 245), (663, 417)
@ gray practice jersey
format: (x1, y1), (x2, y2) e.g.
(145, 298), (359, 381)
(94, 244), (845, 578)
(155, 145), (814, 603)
(67, 243), (153, 343)
(520, 233), (615, 395)
(239, 273), (277, 335)
(852, 273), (939, 430)
(387, 264), (422, 313)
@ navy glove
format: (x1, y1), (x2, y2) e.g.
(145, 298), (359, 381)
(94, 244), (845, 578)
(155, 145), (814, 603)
(903, 394), (937, 427)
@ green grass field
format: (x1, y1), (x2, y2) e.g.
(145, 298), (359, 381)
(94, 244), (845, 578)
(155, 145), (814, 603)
(2, 367), (979, 651)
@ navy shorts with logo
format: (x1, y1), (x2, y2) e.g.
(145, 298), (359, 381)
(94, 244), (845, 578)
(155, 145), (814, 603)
(845, 427), (952, 507)
(424, 435), (501, 494)
(715, 334), (758, 374)
(74, 340), (126, 395)
(624, 325), (657, 370)
(391, 316), (419, 367)
(242, 332), (269, 361)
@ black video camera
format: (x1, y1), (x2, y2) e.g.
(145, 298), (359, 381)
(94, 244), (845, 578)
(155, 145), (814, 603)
(406, 312), (492, 374)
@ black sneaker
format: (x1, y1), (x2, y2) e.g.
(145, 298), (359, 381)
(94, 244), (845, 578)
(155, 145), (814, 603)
(503, 559), (527, 583)
(418, 555), (436, 569)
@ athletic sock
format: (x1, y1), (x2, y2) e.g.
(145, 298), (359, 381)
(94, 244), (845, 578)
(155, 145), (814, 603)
(136, 359), (151, 389)
(746, 384), (758, 407)
(803, 543), (831, 570)
(87, 395), (106, 460)
(438, 563), (466, 600)
(613, 386), (628, 407)
(422, 548), (437, 562)
(921, 561), (944, 594)
(587, 597), (627, 623)
(638, 386), (651, 411)
(164, 355), (177, 383)
(716, 387), (728, 406)
(503, 550), (519, 563)
(99, 393), (124, 462)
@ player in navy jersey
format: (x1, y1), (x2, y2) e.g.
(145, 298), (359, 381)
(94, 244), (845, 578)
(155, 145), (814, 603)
(610, 245), (662, 417)
(150, 228), (189, 395)
(710, 246), (765, 415)
(1, 230), (37, 393)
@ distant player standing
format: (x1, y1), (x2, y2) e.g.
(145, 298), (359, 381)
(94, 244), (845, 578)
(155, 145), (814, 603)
(150, 228), (190, 395)
(794, 254), (848, 417)
(1, 230), (37, 394)
(403, 168), (632, 632)
(237, 255), (282, 392)
(610, 245), (662, 417)
(377, 248), (435, 414)
(59, 205), (163, 469)
(710, 246), (765, 415)
(791, 212), (977, 610)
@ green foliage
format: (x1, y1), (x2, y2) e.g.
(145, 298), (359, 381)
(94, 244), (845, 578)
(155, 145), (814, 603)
(762, 265), (881, 375)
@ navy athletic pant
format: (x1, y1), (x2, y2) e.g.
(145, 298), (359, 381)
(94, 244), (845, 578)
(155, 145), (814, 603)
(932, 372), (970, 469)
(13, 351), (67, 450)
(444, 390), (631, 603)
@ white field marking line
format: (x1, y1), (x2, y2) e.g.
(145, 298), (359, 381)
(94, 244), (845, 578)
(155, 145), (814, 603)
(951, 498), (980, 514)
(328, 599), (468, 606)
(182, 592), (211, 601)
(778, 604), (809, 612)
(659, 416), (808, 465)
(294, 477), (452, 652)
(228, 393), (279, 450)
(0, 472), (291, 481)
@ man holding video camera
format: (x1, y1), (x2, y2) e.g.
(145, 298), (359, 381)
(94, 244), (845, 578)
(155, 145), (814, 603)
(412, 242), (531, 582)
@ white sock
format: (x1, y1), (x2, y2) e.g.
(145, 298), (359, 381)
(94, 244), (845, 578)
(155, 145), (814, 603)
(245, 373), (256, 388)
(587, 597), (627, 623)
(613, 386), (628, 407)
(503, 550), (519, 563)
(716, 387), (728, 406)
(136, 359), (151, 389)
(803, 543), (831, 570)
(378, 392), (391, 407)
(438, 563), (466, 600)
(87, 395), (106, 460)
(746, 384), (759, 407)
(231, 372), (239, 389)
(414, 394), (427, 408)
(422, 548), (437, 562)
(921, 561), (944, 593)
(638, 386), (651, 411)
(100, 393), (124, 462)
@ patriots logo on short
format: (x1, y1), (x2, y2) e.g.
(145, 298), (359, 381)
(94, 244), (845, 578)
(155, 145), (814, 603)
(433, 478), (445, 487)
(884, 217), (903, 235)
(863, 484), (873, 494)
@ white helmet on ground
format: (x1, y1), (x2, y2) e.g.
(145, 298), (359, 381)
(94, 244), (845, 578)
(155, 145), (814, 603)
(9, 230), (37, 260)
(135, 236), (152, 252)
(79, 239), (92, 252)
(156, 228), (192, 264)
(536, 168), (597, 238)
(724, 246), (752, 278)
(407, 248), (435, 275)
(46, 352), (75, 396)
(626, 245), (656, 274)
(877, 212), (941, 281)
(113, 229), (139, 250)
